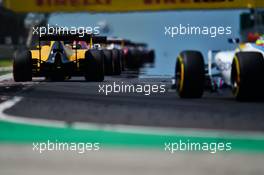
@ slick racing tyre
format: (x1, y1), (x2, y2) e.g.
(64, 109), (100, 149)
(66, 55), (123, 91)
(176, 51), (205, 98)
(120, 50), (125, 71)
(148, 50), (155, 64)
(123, 49), (132, 69)
(84, 49), (104, 82)
(13, 49), (32, 82)
(126, 50), (141, 69)
(112, 49), (122, 75)
(102, 49), (114, 75)
(231, 52), (264, 101)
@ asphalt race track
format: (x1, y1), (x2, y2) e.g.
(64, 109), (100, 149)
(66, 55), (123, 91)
(1, 72), (264, 132)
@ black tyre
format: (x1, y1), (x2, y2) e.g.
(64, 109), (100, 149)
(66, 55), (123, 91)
(112, 49), (122, 75)
(84, 49), (104, 82)
(126, 49), (141, 69)
(120, 50), (125, 71)
(148, 50), (155, 64)
(175, 51), (205, 98)
(231, 52), (264, 101)
(123, 49), (132, 69)
(102, 49), (114, 75)
(13, 49), (32, 82)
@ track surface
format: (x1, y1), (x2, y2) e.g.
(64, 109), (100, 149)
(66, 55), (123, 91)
(2, 73), (264, 132)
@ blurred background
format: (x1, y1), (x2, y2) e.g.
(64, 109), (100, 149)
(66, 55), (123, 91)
(1, 0), (263, 75)
(0, 1), (264, 175)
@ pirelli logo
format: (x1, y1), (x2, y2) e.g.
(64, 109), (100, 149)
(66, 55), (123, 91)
(144, 0), (235, 4)
(3, 0), (263, 12)
(35, 0), (112, 6)
(34, 0), (235, 6)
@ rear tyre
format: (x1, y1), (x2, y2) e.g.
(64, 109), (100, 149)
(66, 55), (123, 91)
(148, 50), (155, 64)
(231, 52), (264, 101)
(102, 49), (114, 75)
(84, 49), (104, 82)
(175, 51), (205, 98)
(126, 50), (141, 69)
(112, 49), (122, 75)
(13, 49), (32, 82)
(120, 50), (125, 71)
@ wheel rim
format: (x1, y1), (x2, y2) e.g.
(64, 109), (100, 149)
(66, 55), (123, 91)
(231, 56), (241, 97)
(176, 56), (184, 93)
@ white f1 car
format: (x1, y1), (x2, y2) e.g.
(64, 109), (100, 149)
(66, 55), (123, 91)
(174, 37), (264, 101)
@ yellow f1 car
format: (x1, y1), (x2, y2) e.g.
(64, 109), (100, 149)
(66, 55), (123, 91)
(13, 34), (106, 82)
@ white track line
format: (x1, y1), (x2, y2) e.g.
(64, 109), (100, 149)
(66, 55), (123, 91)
(0, 73), (12, 82)
(0, 73), (65, 127)
(0, 66), (12, 72)
(0, 96), (65, 128)
(0, 96), (263, 139)
(0, 74), (263, 139)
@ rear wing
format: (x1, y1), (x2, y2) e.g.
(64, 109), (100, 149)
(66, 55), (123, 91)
(136, 43), (147, 48)
(36, 34), (107, 62)
(39, 34), (107, 43)
(106, 39), (148, 48)
(106, 39), (130, 46)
